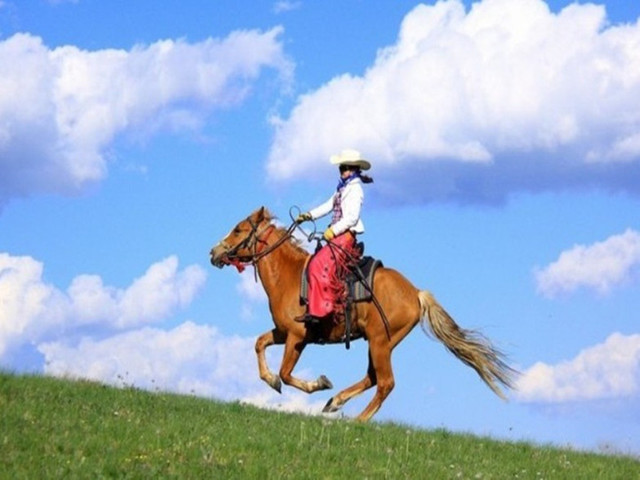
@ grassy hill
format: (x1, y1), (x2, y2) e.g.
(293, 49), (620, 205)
(1, 372), (638, 479)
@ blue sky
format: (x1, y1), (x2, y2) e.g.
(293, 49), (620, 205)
(1, 0), (640, 456)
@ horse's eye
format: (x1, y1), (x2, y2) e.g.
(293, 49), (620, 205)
(233, 228), (241, 235)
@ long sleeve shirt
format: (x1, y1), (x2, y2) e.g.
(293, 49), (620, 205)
(309, 177), (365, 235)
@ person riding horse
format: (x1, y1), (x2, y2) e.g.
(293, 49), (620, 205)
(295, 149), (373, 325)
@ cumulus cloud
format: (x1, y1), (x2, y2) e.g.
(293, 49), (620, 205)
(237, 270), (268, 303)
(236, 270), (269, 321)
(1, 252), (321, 413)
(0, 28), (291, 209)
(267, 0), (640, 204)
(39, 322), (257, 397)
(535, 229), (640, 297)
(0, 253), (207, 358)
(516, 332), (640, 403)
(39, 321), (325, 414)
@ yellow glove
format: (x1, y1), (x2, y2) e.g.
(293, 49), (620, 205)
(323, 227), (335, 241)
(295, 212), (312, 224)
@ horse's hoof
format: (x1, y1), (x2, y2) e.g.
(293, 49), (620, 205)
(317, 375), (333, 390)
(270, 375), (282, 393)
(323, 397), (341, 413)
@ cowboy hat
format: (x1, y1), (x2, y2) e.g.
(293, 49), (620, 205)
(329, 149), (371, 170)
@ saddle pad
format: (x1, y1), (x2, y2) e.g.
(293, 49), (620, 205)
(300, 256), (383, 303)
(349, 256), (383, 301)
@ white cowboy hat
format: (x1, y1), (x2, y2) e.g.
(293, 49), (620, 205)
(329, 149), (371, 171)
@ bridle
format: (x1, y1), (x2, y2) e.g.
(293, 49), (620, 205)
(215, 216), (297, 273)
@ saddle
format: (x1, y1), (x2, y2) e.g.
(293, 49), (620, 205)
(299, 249), (383, 305)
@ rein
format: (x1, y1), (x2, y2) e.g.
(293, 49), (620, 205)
(252, 223), (296, 263)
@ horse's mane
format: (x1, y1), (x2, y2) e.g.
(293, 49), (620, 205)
(263, 208), (309, 260)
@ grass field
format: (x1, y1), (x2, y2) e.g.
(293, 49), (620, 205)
(1, 371), (638, 479)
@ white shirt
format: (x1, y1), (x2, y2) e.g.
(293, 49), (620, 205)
(309, 177), (365, 235)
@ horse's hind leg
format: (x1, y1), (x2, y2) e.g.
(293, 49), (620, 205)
(256, 328), (286, 393)
(279, 334), (333, 393)
(323, 352), (376, 413)
(355, 338), (394, 422)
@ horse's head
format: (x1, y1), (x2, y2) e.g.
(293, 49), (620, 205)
(209, 206), (272, 269)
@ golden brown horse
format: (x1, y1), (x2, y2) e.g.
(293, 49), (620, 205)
(210, 206), (516, 421)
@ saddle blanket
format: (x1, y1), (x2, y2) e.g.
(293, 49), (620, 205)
(300, 255), (383, 303)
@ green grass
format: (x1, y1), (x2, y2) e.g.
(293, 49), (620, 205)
(1, 372), (638, 479)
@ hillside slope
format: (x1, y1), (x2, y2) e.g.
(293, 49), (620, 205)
(1, 372), (638, 479)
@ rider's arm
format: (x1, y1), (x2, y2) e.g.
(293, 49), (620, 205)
(309, 194), (335, 220)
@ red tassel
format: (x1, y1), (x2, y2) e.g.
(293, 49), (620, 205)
(228, 258), (246, 273)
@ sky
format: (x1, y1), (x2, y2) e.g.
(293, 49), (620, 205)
(1, 0), (639, 457)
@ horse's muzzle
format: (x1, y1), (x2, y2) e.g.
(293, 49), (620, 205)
(209, 246), (227, 269)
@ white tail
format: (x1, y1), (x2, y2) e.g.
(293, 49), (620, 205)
(418, 290), (517, 399)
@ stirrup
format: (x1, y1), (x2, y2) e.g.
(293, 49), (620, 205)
(294, 313), (320, 324)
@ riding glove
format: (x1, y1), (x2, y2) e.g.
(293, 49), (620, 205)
(323, 227), (335, 241)
(295, 212), (312, 224)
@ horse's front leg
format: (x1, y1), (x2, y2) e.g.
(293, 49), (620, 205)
(279, 333), (333, 393)
(255, 328), (286, 393)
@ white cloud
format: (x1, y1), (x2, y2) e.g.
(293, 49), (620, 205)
(0, 253), (207, 358)
(1, 252), (321, 414)
(267, 0), (640, 203)
(273, 1), (301, 14)
(237, 270), (268, 303)
(0, 254), (65, 356)
(535, 229), (640, 297)
(115, 258), (207, 328)
(0, 28), (291, 208)
(39, 321), (256, 397)
(516, 332), (640, 403)
(39, 320), (324, 413)
(236, 270), (269, 321)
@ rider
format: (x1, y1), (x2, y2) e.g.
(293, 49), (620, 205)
(295, 149), (373, 324)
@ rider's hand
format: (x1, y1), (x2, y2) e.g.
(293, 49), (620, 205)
(296, 212), (312, 224)
(323, 227), (335, 241)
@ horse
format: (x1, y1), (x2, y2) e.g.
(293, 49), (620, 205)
(209, 206), (516, 421)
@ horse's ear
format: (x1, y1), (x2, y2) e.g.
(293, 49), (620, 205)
(256, 206), (266, 222)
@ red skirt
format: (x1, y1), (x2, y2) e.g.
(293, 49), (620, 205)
(306, 231), (358, 318)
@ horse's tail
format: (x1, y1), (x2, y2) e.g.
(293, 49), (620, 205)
(417, 290), (518, 400)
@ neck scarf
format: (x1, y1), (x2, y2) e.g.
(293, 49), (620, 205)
(336, 171), (361, 191)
